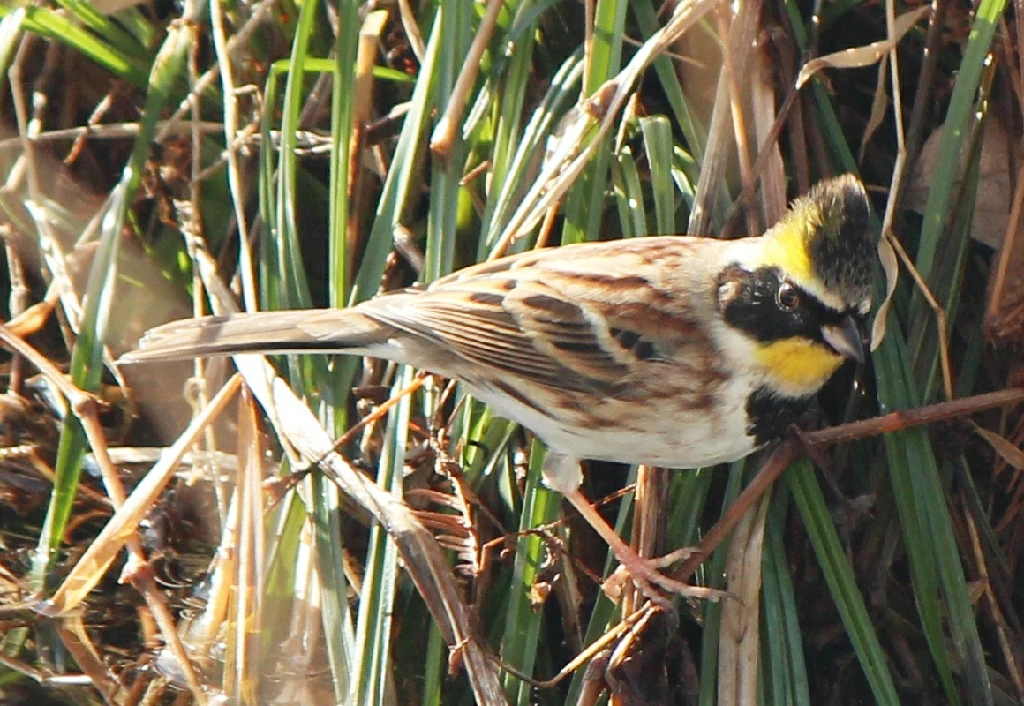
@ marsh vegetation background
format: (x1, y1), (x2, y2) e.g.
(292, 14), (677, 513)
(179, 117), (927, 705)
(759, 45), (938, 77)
(0, 0), (1022, 704)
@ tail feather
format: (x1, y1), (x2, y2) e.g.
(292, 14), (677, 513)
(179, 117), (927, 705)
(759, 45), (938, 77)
(121, 308), (395, 363)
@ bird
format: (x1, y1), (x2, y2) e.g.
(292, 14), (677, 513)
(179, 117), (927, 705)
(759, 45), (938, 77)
(122, 174), (875, 602)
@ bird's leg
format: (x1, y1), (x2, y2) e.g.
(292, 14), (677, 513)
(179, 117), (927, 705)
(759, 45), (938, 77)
(542, 452), (723, 604)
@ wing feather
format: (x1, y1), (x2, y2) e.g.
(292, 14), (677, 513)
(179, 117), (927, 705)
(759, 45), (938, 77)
(352, 236), (726, 396)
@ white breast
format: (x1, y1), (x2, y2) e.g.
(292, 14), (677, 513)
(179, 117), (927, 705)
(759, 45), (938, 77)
(469, 372), (760, 470)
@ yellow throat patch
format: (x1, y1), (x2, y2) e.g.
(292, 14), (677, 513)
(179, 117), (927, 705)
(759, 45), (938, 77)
(753, 338), (843, 397)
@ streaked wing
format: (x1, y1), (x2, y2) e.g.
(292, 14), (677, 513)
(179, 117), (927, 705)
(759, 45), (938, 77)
(330, 236), (725, 396)
(126, 235), (728, 405)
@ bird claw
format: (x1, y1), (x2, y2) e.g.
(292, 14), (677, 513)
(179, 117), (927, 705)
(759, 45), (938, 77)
(601, 552), (727, 610)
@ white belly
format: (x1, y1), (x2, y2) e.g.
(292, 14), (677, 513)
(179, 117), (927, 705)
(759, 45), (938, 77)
(469, 374), (760, 470)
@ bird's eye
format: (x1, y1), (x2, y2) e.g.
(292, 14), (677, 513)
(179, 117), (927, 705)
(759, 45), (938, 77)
(778, 282), (801, 310)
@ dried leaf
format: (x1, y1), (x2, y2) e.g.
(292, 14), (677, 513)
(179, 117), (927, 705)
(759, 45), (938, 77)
(796, 6), (930, 88)
(859, 56), (889, 163)
(5, 300), (55, 337)
(972, 422), (1024, 470)
(88, 0), (150, 12)
(984, 175), (1024, 346)
(871, 233), (899, 351)
(905, 120), (1020, 250)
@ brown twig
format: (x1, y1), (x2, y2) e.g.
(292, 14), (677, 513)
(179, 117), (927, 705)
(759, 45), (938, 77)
(0, 326), (217, 704)
(671, 387), (1024, 583)
(495, 602), (658, 688)
(673, 439), (802, 583)
(802, 388), (1024, 448)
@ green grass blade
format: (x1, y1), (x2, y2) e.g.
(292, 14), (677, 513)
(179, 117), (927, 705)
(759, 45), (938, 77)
(788, 461), (899, 704)
(31, 16), (190, 583)
(762, 489), (810, 706)
(56, 0), (147, 57)
(353, 367), (415, 704)
(14, 5), (149, 86)
(500, 442), (561, 705)
(558, 0), (626, 246)
(641, 115), (675, 234)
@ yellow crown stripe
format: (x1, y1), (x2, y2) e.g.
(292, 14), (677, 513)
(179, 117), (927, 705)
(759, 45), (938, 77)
(757, 211), (817, 284)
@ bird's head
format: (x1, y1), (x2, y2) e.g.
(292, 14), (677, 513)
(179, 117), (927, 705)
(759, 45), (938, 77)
(717, 174), (875, 397)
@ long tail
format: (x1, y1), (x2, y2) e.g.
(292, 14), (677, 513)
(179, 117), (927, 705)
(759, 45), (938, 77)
(120, 308), (396, 363)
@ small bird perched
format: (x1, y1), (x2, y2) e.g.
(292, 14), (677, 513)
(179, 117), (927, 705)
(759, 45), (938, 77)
(124, 174), (875, 600)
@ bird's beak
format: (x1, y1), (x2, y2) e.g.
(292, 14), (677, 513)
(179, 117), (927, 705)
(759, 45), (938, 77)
(822, 315), (865, 364)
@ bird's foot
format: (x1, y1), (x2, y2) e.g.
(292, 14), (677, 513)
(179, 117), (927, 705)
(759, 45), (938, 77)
(601, 544), (725, 609)
(562, 487), (726, 608)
